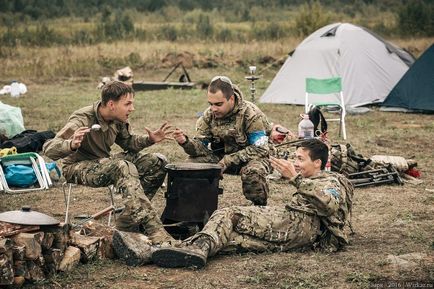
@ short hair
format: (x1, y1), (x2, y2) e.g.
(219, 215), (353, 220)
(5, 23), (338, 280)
(296, 139), (329, 170)
(208, 76), (234, 100)
(101, 81), (134, 105)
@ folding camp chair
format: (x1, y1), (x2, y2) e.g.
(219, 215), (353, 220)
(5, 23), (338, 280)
(305, 77), (347, 140)
(0, 152), (52, 194)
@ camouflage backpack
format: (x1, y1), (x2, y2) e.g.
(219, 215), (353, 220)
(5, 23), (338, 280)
(330, 143), (372, 174)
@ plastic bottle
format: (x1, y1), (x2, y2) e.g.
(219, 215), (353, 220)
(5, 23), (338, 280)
(298, 114), (314, 139)
(10, 81), (20, 98)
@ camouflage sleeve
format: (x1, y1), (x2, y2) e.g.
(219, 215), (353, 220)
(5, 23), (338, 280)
(115, 123), (154, 153)
(290, 174), (341, 217)
(180, 115), (213, 157)
(42, 117), (84, 160)
(220, 113), (269, 167)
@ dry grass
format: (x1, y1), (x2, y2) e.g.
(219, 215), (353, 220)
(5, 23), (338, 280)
(0, 77), (433, 288)
(1, 36), (432, 84)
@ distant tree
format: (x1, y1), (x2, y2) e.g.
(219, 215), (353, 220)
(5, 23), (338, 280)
(294, 1), (332, 36)
(398, 0), (434, 36)
(196, 14), (214, 39)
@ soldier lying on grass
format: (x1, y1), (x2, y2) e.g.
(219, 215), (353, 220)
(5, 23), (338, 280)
(150, 138), (354, 269)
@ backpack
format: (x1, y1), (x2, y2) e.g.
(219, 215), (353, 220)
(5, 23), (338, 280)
(330, 143), (372, 174)
(0, 130), (55, 153)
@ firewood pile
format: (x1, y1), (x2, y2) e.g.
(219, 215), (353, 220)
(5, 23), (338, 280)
(0, 221), (115, 287)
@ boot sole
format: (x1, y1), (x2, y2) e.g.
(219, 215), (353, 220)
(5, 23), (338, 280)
(112, 230), (152, 266)
(152, 247), (206, 269)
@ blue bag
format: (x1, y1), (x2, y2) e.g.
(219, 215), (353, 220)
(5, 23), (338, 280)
(4, 162), (60, 187)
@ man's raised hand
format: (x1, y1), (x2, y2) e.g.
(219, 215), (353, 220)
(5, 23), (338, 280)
(145, 122), (174, 144)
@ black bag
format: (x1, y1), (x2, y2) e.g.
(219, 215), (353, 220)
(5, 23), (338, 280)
(0, 130), (55, 153)
(308, 107), (328, 137)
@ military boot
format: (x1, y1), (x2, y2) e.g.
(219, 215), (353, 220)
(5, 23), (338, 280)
(112, 230), (154, 266)
(152, 236), (211, 269)
(145, 225), (176, 245)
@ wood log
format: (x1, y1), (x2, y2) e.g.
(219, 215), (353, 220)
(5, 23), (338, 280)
(0, 238), (13, 261)
(58, 246), (80, 272)
(82, 222), (115, 259)
(0, 238), (13, 253)
(69, 233), (100, 263)
(0, 254), (14, 285)
(12, 245), (26, 261)
(41, 232), (54, 251)
(12, 233), (42, 260)
(13, 276), (26, 288)
(43, 248), (63, 275)
(0, 222), (40, 238)
(26, 259), (45, 282)
(13, 260), (29, 279)
(46, 223), (70, 251)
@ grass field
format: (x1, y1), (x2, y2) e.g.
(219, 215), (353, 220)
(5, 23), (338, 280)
(0, 70), (433, 288)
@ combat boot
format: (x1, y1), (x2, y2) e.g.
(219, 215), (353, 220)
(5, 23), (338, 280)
(152, 236), (211, 269)
(112, 230), (154, 266)
(146, 226), (176, 245)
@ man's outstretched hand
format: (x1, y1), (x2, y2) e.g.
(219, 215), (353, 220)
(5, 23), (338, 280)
(145, 122), (174, 144)
(270, 156), (297, 179)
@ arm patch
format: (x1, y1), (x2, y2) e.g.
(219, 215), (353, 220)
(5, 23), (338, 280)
(247, 131), (268, 146)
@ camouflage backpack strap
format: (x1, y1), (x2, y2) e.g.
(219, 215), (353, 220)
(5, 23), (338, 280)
(339, 144), (348, 173)
(330, 144), (348, 173)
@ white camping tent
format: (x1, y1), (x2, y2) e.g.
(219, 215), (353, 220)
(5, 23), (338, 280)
(260, 23), (414, 107)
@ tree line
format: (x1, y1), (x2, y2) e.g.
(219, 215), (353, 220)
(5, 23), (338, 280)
(0, 0), (432, 48)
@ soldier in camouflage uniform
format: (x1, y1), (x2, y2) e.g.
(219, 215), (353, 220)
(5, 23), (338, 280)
(173, 76), (272, 205)
(43, 81), (174, 246)
(152, 139), (354, 269)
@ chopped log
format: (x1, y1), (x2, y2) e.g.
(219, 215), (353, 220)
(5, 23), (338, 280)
(82, 222), (115, 259)
(12, 245), (26, 260)
(43, 248), (63, 275)
(12, 233), (42, 260)
(13, 260), (29, 279)
(26, 259), (45, 282)
(41, 232), (54, 251)
(48, 223), (70, 251)
(0, 238), (13, 261)
(0, 254), (14, 285)
(13, 276), (26, 288)
(0, 238), (13, 254)
(0, 222), (40, 238)
(58, 246), (80, 272)
(69, 233), (100, 263)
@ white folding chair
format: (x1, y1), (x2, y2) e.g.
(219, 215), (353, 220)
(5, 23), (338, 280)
(305, 77), (347, 140)
(0, 152), (52, 194)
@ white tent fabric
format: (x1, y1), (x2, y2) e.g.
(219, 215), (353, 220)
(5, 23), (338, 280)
(260, 23), (414, 108)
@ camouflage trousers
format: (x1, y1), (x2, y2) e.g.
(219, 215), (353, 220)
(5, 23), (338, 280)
(187, 153), (271, 206)
(188, 206), (321, 256)
(62, 151), (168, 237)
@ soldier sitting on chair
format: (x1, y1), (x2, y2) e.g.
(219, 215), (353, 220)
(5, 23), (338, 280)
(43, 81), (175, 264)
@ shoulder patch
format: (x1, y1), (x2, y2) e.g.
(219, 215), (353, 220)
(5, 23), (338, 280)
(248, 131), (268, 146)
(324, 188), (340, 199)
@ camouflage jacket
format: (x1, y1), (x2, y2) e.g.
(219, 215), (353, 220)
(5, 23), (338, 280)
(43, 101), (153, 165)
(181, 86), (271, 167)
(286, 171), (354, 251)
